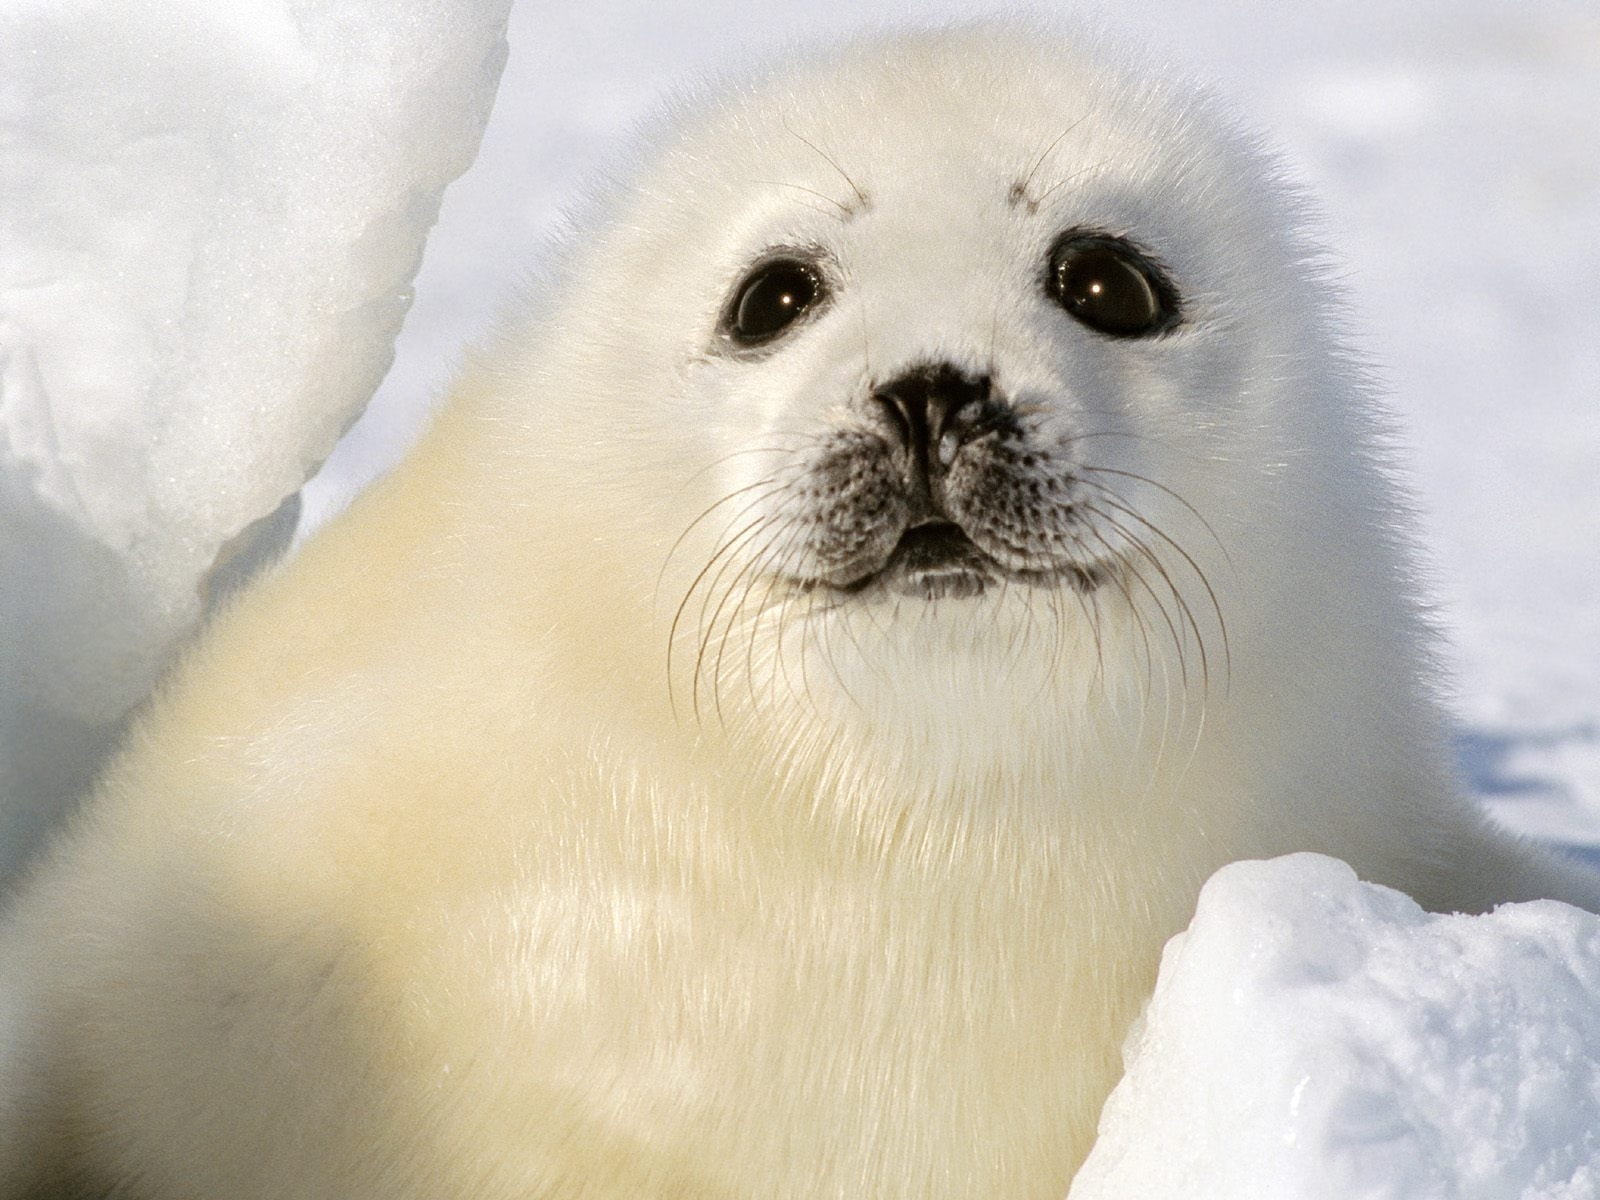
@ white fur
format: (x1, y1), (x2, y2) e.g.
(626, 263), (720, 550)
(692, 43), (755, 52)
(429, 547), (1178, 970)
(3, 22), (1596, 1198)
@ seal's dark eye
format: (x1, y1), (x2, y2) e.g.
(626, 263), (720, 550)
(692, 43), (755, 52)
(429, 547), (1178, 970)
(725, 260), (823, 346)
(1048, 234), (1178, 338)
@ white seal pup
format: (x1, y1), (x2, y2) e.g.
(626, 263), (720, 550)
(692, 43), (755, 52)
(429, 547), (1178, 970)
(4, 21), (1597, 1199)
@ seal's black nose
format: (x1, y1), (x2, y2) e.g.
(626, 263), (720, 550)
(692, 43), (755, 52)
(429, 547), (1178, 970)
(871, 364), (992, 462)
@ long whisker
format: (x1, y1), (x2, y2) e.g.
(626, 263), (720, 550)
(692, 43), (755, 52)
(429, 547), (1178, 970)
(751, 180), (853, 219)
(657, 477), (789, 610)
(670, 506), (788, 722)
(1032, 158), (1113, 208)
(1026, 572), (1063, 706)
(1083, 502), (1209, 696)
(708, 515), (808, 723)
(745, 523), (817, 712)
(1076, 519), (1164, 699)
(668, 488), (788, 634)
(1078, 465), (1235, 572)
(1069, 572), (1107, 695)
(675, 441), (809, 493)
(781, 120), (869, 211)
(1064, 515), (1188, 777)
(1076, 478), (1232, 687)
(1013, 117), (1088, 206)
(692, 511), (794, 723)
(1098, 510), (1203, 693)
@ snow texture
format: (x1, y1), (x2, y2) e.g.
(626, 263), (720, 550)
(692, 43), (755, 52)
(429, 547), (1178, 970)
(0, 0), (511, 878)
(1070, 854), (1600, 1199)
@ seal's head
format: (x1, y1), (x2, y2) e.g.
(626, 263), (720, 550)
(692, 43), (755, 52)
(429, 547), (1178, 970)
(499, 23), (1397, 760)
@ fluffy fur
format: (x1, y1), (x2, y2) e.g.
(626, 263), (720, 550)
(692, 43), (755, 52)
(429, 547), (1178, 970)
(3, 22), (1596, 1198)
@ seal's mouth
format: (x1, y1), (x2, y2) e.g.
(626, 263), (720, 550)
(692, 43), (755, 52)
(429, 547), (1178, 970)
(830, 519), (1109, 601)
(868, 520), (993, 600)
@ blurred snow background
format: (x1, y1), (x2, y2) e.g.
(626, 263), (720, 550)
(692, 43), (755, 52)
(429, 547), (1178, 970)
(305, 0), (1600, 853)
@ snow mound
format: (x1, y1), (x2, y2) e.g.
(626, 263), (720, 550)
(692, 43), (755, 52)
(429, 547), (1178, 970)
(0, 0), (511, 876)
(1070, 853), (1600, 1199)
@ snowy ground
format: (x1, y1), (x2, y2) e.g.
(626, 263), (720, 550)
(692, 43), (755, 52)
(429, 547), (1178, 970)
(1069, 855), (1600, 1197)
(305, 0), (1600, 852)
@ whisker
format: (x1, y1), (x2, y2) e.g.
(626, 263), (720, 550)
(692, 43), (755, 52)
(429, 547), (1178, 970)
(1078, 465), (1235, 572)
(710, 515), (809, 722)
(1069, 572), (1107, 696)
(745, 523), (815, 712)
(751, 179), (853, 219)
(695, 511), (795, 724)
(1032, 158), (1113, 208)
(657, 477), (789, 610)
(781, 119), (869, 211)
(1084, 502), (1207, 696)
(1075, 520), (1163, 700)
(671, 508), (788, 722)
(668, 493), (786, 643)
(1076, 480), (1231, 687)
(675, 442), (809, 492)
(1025, 573), (1064, 707)
(1013, 117), (1088, 207)
(761, 536), (821, 713)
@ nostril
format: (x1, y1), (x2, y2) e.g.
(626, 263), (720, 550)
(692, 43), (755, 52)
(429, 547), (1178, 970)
(874, 389), (918, 452)
(871, 364), (993, 455)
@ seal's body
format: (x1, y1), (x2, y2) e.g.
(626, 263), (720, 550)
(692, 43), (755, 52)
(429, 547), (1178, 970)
(4, 24), (1595, 1198)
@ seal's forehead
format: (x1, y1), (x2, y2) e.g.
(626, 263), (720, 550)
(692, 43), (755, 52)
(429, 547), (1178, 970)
(679, 24), (1221, 190)
(585, 21), (1297, 324)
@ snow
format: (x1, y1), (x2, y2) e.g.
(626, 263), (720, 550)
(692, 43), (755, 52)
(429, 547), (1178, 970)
(1069, 854), (1600, 1198)
(0, 0), (511, 877)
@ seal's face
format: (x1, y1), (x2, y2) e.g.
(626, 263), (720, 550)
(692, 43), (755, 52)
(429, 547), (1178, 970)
(617, 29), (1328, 724)
(709, 231), (1181, 603)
